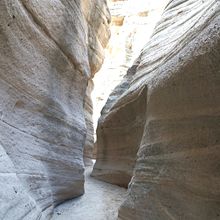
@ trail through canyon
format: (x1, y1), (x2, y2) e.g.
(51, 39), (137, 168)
(52, 166), (126, 220)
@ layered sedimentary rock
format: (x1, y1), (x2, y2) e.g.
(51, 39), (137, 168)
(82, 0), (111, 165)
(0, 0), (109, 219)
(92, 0), (169, 186)
(93, 0), (220, 219)
(92, 0), (169, 134)
(83, 80), (95, 166)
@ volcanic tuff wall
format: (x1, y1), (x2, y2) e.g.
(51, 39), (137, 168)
(83, 0), (111, 165)
(93, 0), (220, 219)
(92, 0), (169, 138)
(0, 0), (110, 219)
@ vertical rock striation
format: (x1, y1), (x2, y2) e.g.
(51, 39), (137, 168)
(93, 0), (220, 219)
(82, 0), (111, 165)
(0, 0), (110, 219)
(92, 0), (169, 134)
(92, 0), (170, 187)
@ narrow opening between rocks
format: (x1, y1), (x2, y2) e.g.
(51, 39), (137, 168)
(53, 0), (169, 219)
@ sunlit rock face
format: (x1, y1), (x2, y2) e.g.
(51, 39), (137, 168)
(92, 0), (169, 186)
(92, 0), (169, 133)
(0, 0), (109, 219)
(93, 0), (220, 219)
(82, 0), (111, 165)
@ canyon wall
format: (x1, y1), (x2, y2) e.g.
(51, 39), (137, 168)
(82, 0), (111, 165)
(92, 0), (169, 184)
(0, 0), (109, 219)
(93, 0), (220, 219)
(92, 0), (169, 135)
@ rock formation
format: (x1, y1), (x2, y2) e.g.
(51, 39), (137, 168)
(0, 0), (110, 219)
(83, 80), (95, 166)
(82, 0), (111, 165)
(92, 0), (169, 187)
(93, 0), (220, 219)
(92, 0), (169, 134)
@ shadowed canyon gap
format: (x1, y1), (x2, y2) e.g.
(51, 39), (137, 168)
(0, 0), (220, 220)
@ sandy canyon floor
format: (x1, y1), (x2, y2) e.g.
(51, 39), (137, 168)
(52, 166), (126, 220)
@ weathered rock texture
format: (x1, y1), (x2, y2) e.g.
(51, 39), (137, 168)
(92, 0), (169, 134)
(93, 0), (220, 219)
(82, 0), (111, 165)
(0, 0), (109, 219)
(84, 80), (95, 166)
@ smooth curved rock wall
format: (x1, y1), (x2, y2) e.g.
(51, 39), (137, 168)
(84, 80), (95, 166)
(93, 0), (220, 219)
(0, 0), (109, 219)
(83, 0), (111, 165)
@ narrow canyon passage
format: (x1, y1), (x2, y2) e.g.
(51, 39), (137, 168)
(52, 165), (126, 220)
(51, 1), (172, 219)
(1, 0), (219, 219)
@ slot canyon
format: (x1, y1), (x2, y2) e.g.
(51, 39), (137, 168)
(0, 0), (219, 220)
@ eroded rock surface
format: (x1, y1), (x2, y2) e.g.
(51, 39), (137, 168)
(0, 0), (109, 218)
(92, 0), (169, 187)
(92, 0), (169, 134)
(93, 0), (220, 219)
(83, 0), (111, 165)
(84, 80), (95, 166)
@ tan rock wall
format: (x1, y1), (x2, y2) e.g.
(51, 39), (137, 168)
(93, 0), (220, 219)
(0, 0), (109, 218)
(92, 0), (169, 134)
(83, 0), (111, 164)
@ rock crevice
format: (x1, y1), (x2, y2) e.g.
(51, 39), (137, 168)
(93, 0), (220, 219)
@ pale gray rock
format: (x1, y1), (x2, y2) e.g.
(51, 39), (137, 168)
(0, 0), (110, 219)
(83, 80), (95, 166)
(92, 0), (169, 145)
(93, 0), (220, 219)
(83, 0), (111, 164)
